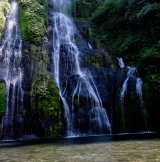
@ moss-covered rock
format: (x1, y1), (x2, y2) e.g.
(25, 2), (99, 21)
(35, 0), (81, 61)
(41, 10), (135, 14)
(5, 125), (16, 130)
(0, 0), (10, 38)
(0, 82), (6, 117)
(31, 74), (62, 137)
(19, 0), (48, 44)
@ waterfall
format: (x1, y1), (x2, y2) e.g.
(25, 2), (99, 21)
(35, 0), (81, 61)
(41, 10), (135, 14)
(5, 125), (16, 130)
(51, 0), (111, 136)
(136, 77), (144, 106)
(119, 57), (148, 131)
(117, 57), (125, 69)
(120, 66), (137, 102)
(120, 63), (144, 106)
(0, 0), (23, 139)
(88, 42), (93, 50)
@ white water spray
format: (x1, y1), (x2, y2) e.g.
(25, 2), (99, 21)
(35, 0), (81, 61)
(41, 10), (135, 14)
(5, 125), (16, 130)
(120, 61), (144, 106)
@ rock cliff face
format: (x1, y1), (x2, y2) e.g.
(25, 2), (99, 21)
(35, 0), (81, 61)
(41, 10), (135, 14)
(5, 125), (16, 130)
(19, 0), (63, 138)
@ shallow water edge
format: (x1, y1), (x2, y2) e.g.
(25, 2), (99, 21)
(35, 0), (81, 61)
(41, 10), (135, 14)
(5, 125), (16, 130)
(0, 139), (160, 162)
(0, 132), (160, 148)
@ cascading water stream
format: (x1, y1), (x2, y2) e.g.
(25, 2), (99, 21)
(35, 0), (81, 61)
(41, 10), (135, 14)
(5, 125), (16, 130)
(117, 58), (148, 131)
(120, 66), (137, 102)
(0, 0), (23, 139)
(136, 77), (144, 106)
(117, 57), (125, 69)
(51, 0), (111, 136)
(119, 58), (144, 106)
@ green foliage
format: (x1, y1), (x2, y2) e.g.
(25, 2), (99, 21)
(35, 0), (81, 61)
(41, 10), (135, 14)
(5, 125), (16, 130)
(93, 0), (127, 17)
(73, 0), (102, 20)
(137, 3), (160, 18)
(90, 0), (160, 82)
(140, 45), (160, 60)
(0, 0), (10, 38)
(139, 44), (160, 95)
(0, 82), (6, 116)
(32, 75), (60, 116)
(19, 0), (48, 44)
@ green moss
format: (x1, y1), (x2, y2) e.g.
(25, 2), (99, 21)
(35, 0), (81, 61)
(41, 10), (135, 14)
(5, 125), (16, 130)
(86, 51), (112, 68)
(93, 0), (127, 18)
(32, 76), (60, 118)
(0, 0), (10, 38)
(0, 82), (6, 116)
(31, 75), (62, 137)
(19, 0), (48, 44)
(140, 45), (160, 60)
